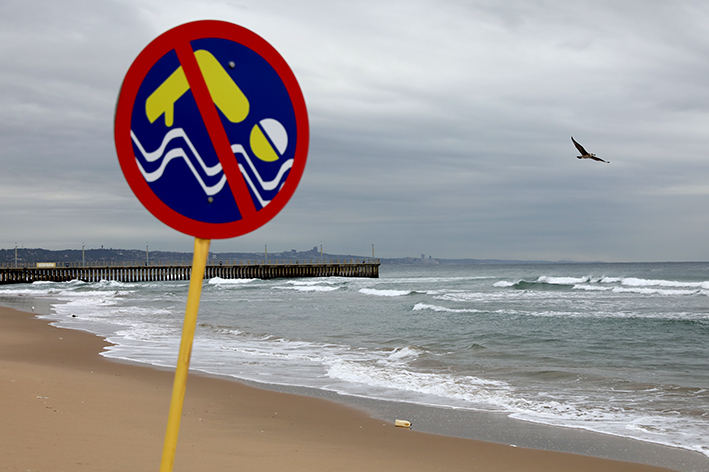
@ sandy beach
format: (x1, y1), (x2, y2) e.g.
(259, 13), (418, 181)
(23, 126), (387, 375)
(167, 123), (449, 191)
(0, 305), (679, 472)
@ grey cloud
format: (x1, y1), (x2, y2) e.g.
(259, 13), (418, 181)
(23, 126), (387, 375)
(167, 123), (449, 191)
(1, 0), (708, 261)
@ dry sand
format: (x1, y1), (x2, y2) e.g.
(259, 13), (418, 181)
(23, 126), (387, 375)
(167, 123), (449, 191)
(0, 305), (678, 472)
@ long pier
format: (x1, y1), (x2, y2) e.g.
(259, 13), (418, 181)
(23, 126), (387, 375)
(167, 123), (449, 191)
(0, 259), (380, 285)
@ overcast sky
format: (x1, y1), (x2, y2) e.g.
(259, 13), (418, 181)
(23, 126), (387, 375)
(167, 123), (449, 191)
(2, 0), (709, 261)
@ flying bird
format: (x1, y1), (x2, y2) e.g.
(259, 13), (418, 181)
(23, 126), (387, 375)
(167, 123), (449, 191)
(571, 137), (609, 163)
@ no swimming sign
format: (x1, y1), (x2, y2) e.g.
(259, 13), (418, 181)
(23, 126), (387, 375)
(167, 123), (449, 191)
(114, 20), (309, 239)
(113, 21), (309, 472)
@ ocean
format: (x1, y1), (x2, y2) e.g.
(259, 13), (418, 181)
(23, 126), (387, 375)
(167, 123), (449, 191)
(1, 261), (708, 469)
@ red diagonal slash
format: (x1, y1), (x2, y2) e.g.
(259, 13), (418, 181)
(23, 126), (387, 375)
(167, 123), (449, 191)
(174, 42), (256, 220)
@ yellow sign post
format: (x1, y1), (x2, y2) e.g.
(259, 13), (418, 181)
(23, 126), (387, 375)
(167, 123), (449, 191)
(159, 237), (210, 472)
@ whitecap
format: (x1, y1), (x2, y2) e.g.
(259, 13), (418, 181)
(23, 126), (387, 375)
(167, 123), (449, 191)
(275, 285), (339, 292)
(413, 303), (481, 314)
(208, 277), (256, 285)
(359, 288), (411, 297)
(537, 276), (589, 285)
(493, 281), (515, 287)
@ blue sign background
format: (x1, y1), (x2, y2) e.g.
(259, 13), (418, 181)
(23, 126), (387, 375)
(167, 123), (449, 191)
(129, 39), (297, 224)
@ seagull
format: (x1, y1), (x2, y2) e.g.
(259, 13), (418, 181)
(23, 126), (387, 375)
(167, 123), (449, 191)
(571, 137), (609, 163)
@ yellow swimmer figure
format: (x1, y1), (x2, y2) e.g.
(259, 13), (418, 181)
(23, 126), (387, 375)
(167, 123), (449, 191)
(145, 49), (249, 127)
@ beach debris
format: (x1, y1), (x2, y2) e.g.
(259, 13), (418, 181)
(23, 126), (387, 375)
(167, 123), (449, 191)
(394, 419), (412, 429)
(571, 137), (609, 163)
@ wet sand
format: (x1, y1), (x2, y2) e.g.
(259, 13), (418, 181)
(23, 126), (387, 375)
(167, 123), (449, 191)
(0, 305), (679, 472)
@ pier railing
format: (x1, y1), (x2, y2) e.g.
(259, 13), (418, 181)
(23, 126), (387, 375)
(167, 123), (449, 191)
(0, 259), (380, 284)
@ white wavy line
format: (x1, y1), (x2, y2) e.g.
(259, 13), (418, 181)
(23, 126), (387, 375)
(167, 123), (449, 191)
(137, 148), (227, 196)
(131, 129), (226, 196)
(232, 144), (293, 191)
(131, 128), (222, 176)
(130, 129), (292, 202)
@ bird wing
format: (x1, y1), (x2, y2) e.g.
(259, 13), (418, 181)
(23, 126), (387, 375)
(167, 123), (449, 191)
(571, 136), (588, 155)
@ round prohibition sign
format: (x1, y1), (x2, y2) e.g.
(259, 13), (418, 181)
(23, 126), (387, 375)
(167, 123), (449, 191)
(114, 20), (309, 239)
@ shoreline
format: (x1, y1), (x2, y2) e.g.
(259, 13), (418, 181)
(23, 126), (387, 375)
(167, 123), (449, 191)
(239, 381), (709, 472)
(0, 304), (698, 472)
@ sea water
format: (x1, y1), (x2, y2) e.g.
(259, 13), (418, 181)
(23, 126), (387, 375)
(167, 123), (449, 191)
(1, 262), (707, 464)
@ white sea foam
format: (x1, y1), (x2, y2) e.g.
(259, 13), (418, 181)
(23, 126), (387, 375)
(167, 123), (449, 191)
(325, 359), (513, 408)
(323, 347), (709, 458)
(218, 338), (329, 363)
(413, 303), (482, 314)
(274, 285), (339, 292)
(208, 277), (256, 285)
(612, 286), (701, 296)
(0, 286), (54, 297)
(286, 280), (337, 286)
(493, 280), (515, 287)
(436, 290), (529, 303)
(510, 405), (709, 458)
(386, 346), (423, 360)
(620, 277), (709, 289)
(359, 288), (411, 297)
(537, 276), (589, 285)
(493, 274), (709, 297)
(269, 279), (341, 292)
